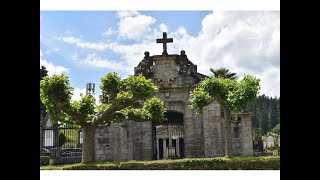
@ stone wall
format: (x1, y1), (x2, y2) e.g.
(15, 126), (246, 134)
(95, 121), (152, 162)
(183, 102), (206, 158)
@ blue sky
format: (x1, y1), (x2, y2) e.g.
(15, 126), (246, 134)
(40, 11), (280, 101)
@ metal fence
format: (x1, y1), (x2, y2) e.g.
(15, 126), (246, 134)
(40, 124), (82, 165)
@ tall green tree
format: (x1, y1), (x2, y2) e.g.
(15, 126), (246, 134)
(209, 67), (237, 80)
(190, 74), (260, 157)
(40, 65), (48, 81)
(40, 66), (48, 123)
(248, 95), (280, 134)
(40, 72), (166, 163)
(271, 123), (280, 134)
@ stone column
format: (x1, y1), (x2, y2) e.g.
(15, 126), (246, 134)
(176, 138), (180, 156)
(156, 139), (160, 160)
(141, 121), (153, 160)
(163, 140), (167, 158)
(238, 112), (254, 156)
(183, 102), (195, 158)
(203, 102), (224, 157)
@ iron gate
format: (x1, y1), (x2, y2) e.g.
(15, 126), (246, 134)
(152, 111), (185, 159)
(40, 124), (82, 165)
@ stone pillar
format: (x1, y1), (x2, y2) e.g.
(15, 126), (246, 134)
(141, 121), (153, 160)
(183, 102), (195, 158)
(156, 139), (160, 159)
(176, 138), (180, 156)
(238, 112), (254, 156)
(203, 102), (224, 157)
(163, 140), (167, 158)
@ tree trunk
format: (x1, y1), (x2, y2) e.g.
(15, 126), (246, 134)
(224, 108), (234, 157)
(82, 125), (96, 164)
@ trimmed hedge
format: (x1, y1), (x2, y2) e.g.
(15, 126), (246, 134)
(40, 156), (49, 166)
(41, 156), (280, 170)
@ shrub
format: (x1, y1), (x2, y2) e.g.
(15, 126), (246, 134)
(41, 156), (280, 170)
(58, 132), (66, 148)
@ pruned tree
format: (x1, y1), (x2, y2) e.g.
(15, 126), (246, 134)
(189, 74), (260, 157)
(40, 72), (166, 163)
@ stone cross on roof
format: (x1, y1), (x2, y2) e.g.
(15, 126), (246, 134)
(156, 32), (173, 56)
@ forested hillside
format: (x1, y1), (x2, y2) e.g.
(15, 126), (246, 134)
(248, 95), (280, 138)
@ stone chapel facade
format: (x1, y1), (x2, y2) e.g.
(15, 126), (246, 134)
(95, 33), (254, 162)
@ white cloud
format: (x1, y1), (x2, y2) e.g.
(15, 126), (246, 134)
(256, 67), (280, 97)
(117, 11), (156, 40)
(71, 52), (78, 61)
(102, 27), (114, 37)
(62, 36), (81, 44)
(80, 53), (131, 73)
(44, 48), (59, 55)
(117, 11), (139, 18)
(72, 87), (86, 101)
(40, 49), (69, 76)
(62, 35), (162, 73)
(62, 36), (115, 50)
(62, 11), (280, 97)
(159, 23), (168, 32)
(168, 11), (280, 96)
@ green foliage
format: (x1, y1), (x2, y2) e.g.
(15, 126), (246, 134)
(229, 75), (261, 111)
(209, 67), (237, 80)
(123, 75), (158, 100)
(118, 98), (166, 122)
(144, 97), (166, 121)
(190, 75), (260, 113)
(71, 94), (96, 123)
(120, 106), (150, 122)
(41, 72), (166, 164)
(40, 66), (49, 121)
(41, 156), (280, 170)
(40, 66), (48, 81)
(271, 123), (280, 134)
(96, 103), (110, 113)
(40, 75), (74, 123)
(100, 72), (121, 95)
(189, 87), (211, 113)
(40, 75), (73, 105)
(40, 72), (165, 127)
(115, 91), (133, 105)
(253, 127), (264, 141)
(248, 95), (280, 134)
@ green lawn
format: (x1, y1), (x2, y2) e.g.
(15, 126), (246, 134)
(40, 156), (280, 170)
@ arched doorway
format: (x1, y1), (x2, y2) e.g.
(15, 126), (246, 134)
(152, 111), (185, 159)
